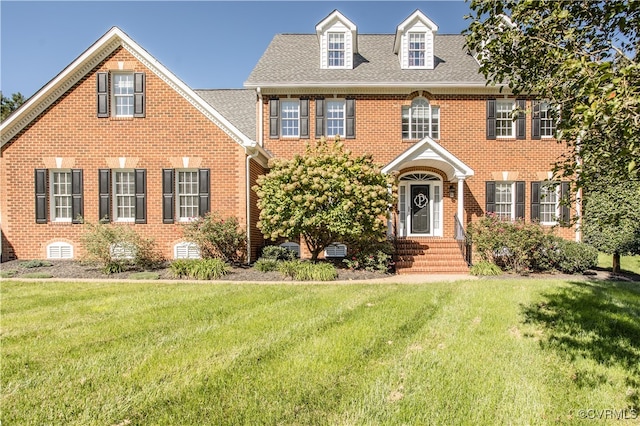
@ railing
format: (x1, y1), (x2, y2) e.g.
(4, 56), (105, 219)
(454, 214), (472, 266)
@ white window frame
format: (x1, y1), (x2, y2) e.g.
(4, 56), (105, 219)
(176, 170), (199, 222)
(112, 73), (134, 117)
(402, 98), (439, 140)
(50, 170), (72, 223)
(280, 100), (300, 138)
(496, 100), (515, 138)
(326, 99), (346, 137)
(113, 169), (135, 222)
(539, 102), (556, 138)
(327, 33), (345, 68)
(495, 182), (515, 220)
(408, 32), (426, 68)
(539, 183), (560, 225)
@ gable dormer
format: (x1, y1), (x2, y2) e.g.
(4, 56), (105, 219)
(394, 10), (439, 70)
(315, 10), (357, 70)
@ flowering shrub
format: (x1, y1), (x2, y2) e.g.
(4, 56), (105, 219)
(182, 212), (246, 264)
(341, 237), (394, 272)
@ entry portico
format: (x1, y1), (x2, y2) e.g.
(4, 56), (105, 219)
(382, 137), (474, 238)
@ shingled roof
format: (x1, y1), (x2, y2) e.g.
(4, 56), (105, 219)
(245, 34), (485, 88)
(195, 89), (256, 140)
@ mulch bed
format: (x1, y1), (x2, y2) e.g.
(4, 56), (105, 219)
(0, 259), (388, 282)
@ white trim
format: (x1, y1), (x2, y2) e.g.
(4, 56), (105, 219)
(49, 169), (73, 223)
(398, 173), (443, 237)
(112, 169), (136, 223)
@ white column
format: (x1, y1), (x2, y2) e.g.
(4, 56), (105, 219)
(457, 178), (464, 222)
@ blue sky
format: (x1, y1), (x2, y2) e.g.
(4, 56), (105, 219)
(1, 1), (472, 99)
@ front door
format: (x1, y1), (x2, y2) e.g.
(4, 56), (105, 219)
(411, 185), (430, 234)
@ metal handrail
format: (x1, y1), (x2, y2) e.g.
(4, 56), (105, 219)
(454, 214), (472, 266)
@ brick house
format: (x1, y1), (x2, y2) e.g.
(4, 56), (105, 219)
(0, 10), (577, 272)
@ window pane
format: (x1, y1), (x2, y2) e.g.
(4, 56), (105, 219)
(431, 106), (440, 139)
(410, 98), (429, 139)
(178, 171), (199, 219)
(52, 171), (72, 220)
(401, 106), (410, 139)
(540, 102), (556, 137)
(326, 100), (345, 137)
(539, 185), (558, 223)
(281, 100), (300, 137)
(114, 171), (135, 220)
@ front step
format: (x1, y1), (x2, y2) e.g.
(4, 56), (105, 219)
(394, 237), (469, 275)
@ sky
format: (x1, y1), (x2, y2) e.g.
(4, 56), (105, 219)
(1, 1), (472, 99)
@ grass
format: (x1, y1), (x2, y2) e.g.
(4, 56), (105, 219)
(598, 253), (640, 275)
(2, 279), (639, 425)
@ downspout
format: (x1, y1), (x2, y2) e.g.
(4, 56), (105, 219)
(246, 147), (259, 264)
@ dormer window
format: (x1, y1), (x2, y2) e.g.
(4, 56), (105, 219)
(316, 10), (357, 70)
(394, 10), (438, 70)
(408, 33), (426, 67)
(328, 33), (345, 67)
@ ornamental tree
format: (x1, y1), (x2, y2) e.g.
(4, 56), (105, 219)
(464, 0), (640, 186)
(582, 180), (640, 273)
(254, 138), (395, 260)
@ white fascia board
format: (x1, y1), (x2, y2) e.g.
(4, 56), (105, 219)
(382, 137), (474, 178)
(245, 81), (504, 90)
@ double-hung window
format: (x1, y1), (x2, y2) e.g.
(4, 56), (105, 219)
(486, 181), (525, 220)
(326, 100), (345, 137)
(408, 33), (426, 67)
(538, 184), (559, 224)
(494, 182), (514, 220)
(328, 33), (345, 67)
(402, 97), (440, 139)
(280, 100), (300, 137)
(97, 72), (145, 118)
(177, 170), (199, 221)
(539, 102), (556, 138)
(51, 170), (73, 222)
(113, 74), (135, 117)
(532, 181), (569, 224)
(113, 170), (135, 222)
(495, 100), (515, 138)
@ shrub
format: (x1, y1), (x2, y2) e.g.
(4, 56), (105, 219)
(0, 270), (17, 278)
(290, 261), (337, 281)
(21, 272), (53, 279)
(182, 213), (246, 264)
(80, 220), (164, 274)
(19, 260), (53, 268)
(277, 260), (300, 280)
(254, 258), (279, 272)
(170, 259), (230, 280)
(470, 261), (502, 276)
(260, 245), (298, 261)
(555, 240), (598, 274)
(342, 236), (395, 272)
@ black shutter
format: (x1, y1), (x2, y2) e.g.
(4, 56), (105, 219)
(134, 73), (145, 118)
(516, 99), (526, 140)
(300, 98), (309, 139)
(134, 169), (146, 224)
(269, 98), (279, 138)
(198, 168), (210, 217)
(35, 169), (48, 224)
(162, 169), (175, 223)
(97, 72), (109, 118)
(531, 181), (540, 221)
(486, 99), (496, 140)
(531, 100), (541, 140)
(99, 169), (111, 222)
(315, 98), (325, 138)
(346, 98), (356, 139)
(560, 182), (570, 224)
(485, 181), (496, 213)
(515, 181), (525, 219)
(71, 169), (83, 223)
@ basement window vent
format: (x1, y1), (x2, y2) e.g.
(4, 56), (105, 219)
(47, 242), (73, 259)
(324, 243), (347, 258)
(174, 242), (201, 259)
(279, 242), (300, 258)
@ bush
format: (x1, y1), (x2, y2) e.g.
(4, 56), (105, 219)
(254, 258), (279, 272)
(260, 245), (298, 261)
(341, 237), (394, 272)
(21, 272), (53, 279)
(80, 220), (164, 274)
(0, 270), (17, 278)
(277, 260), (300, 280)
(182, 213), (246, 264)
(470, 261), (503, 276)
(19, 260), (53, 268)
(170, 259), (230, 280)
(555, 240), (598, 274)
(274, 260), (337, 281)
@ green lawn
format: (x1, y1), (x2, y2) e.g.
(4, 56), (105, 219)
(598, 253), (640, 275)
(2, 279), (639, 425)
